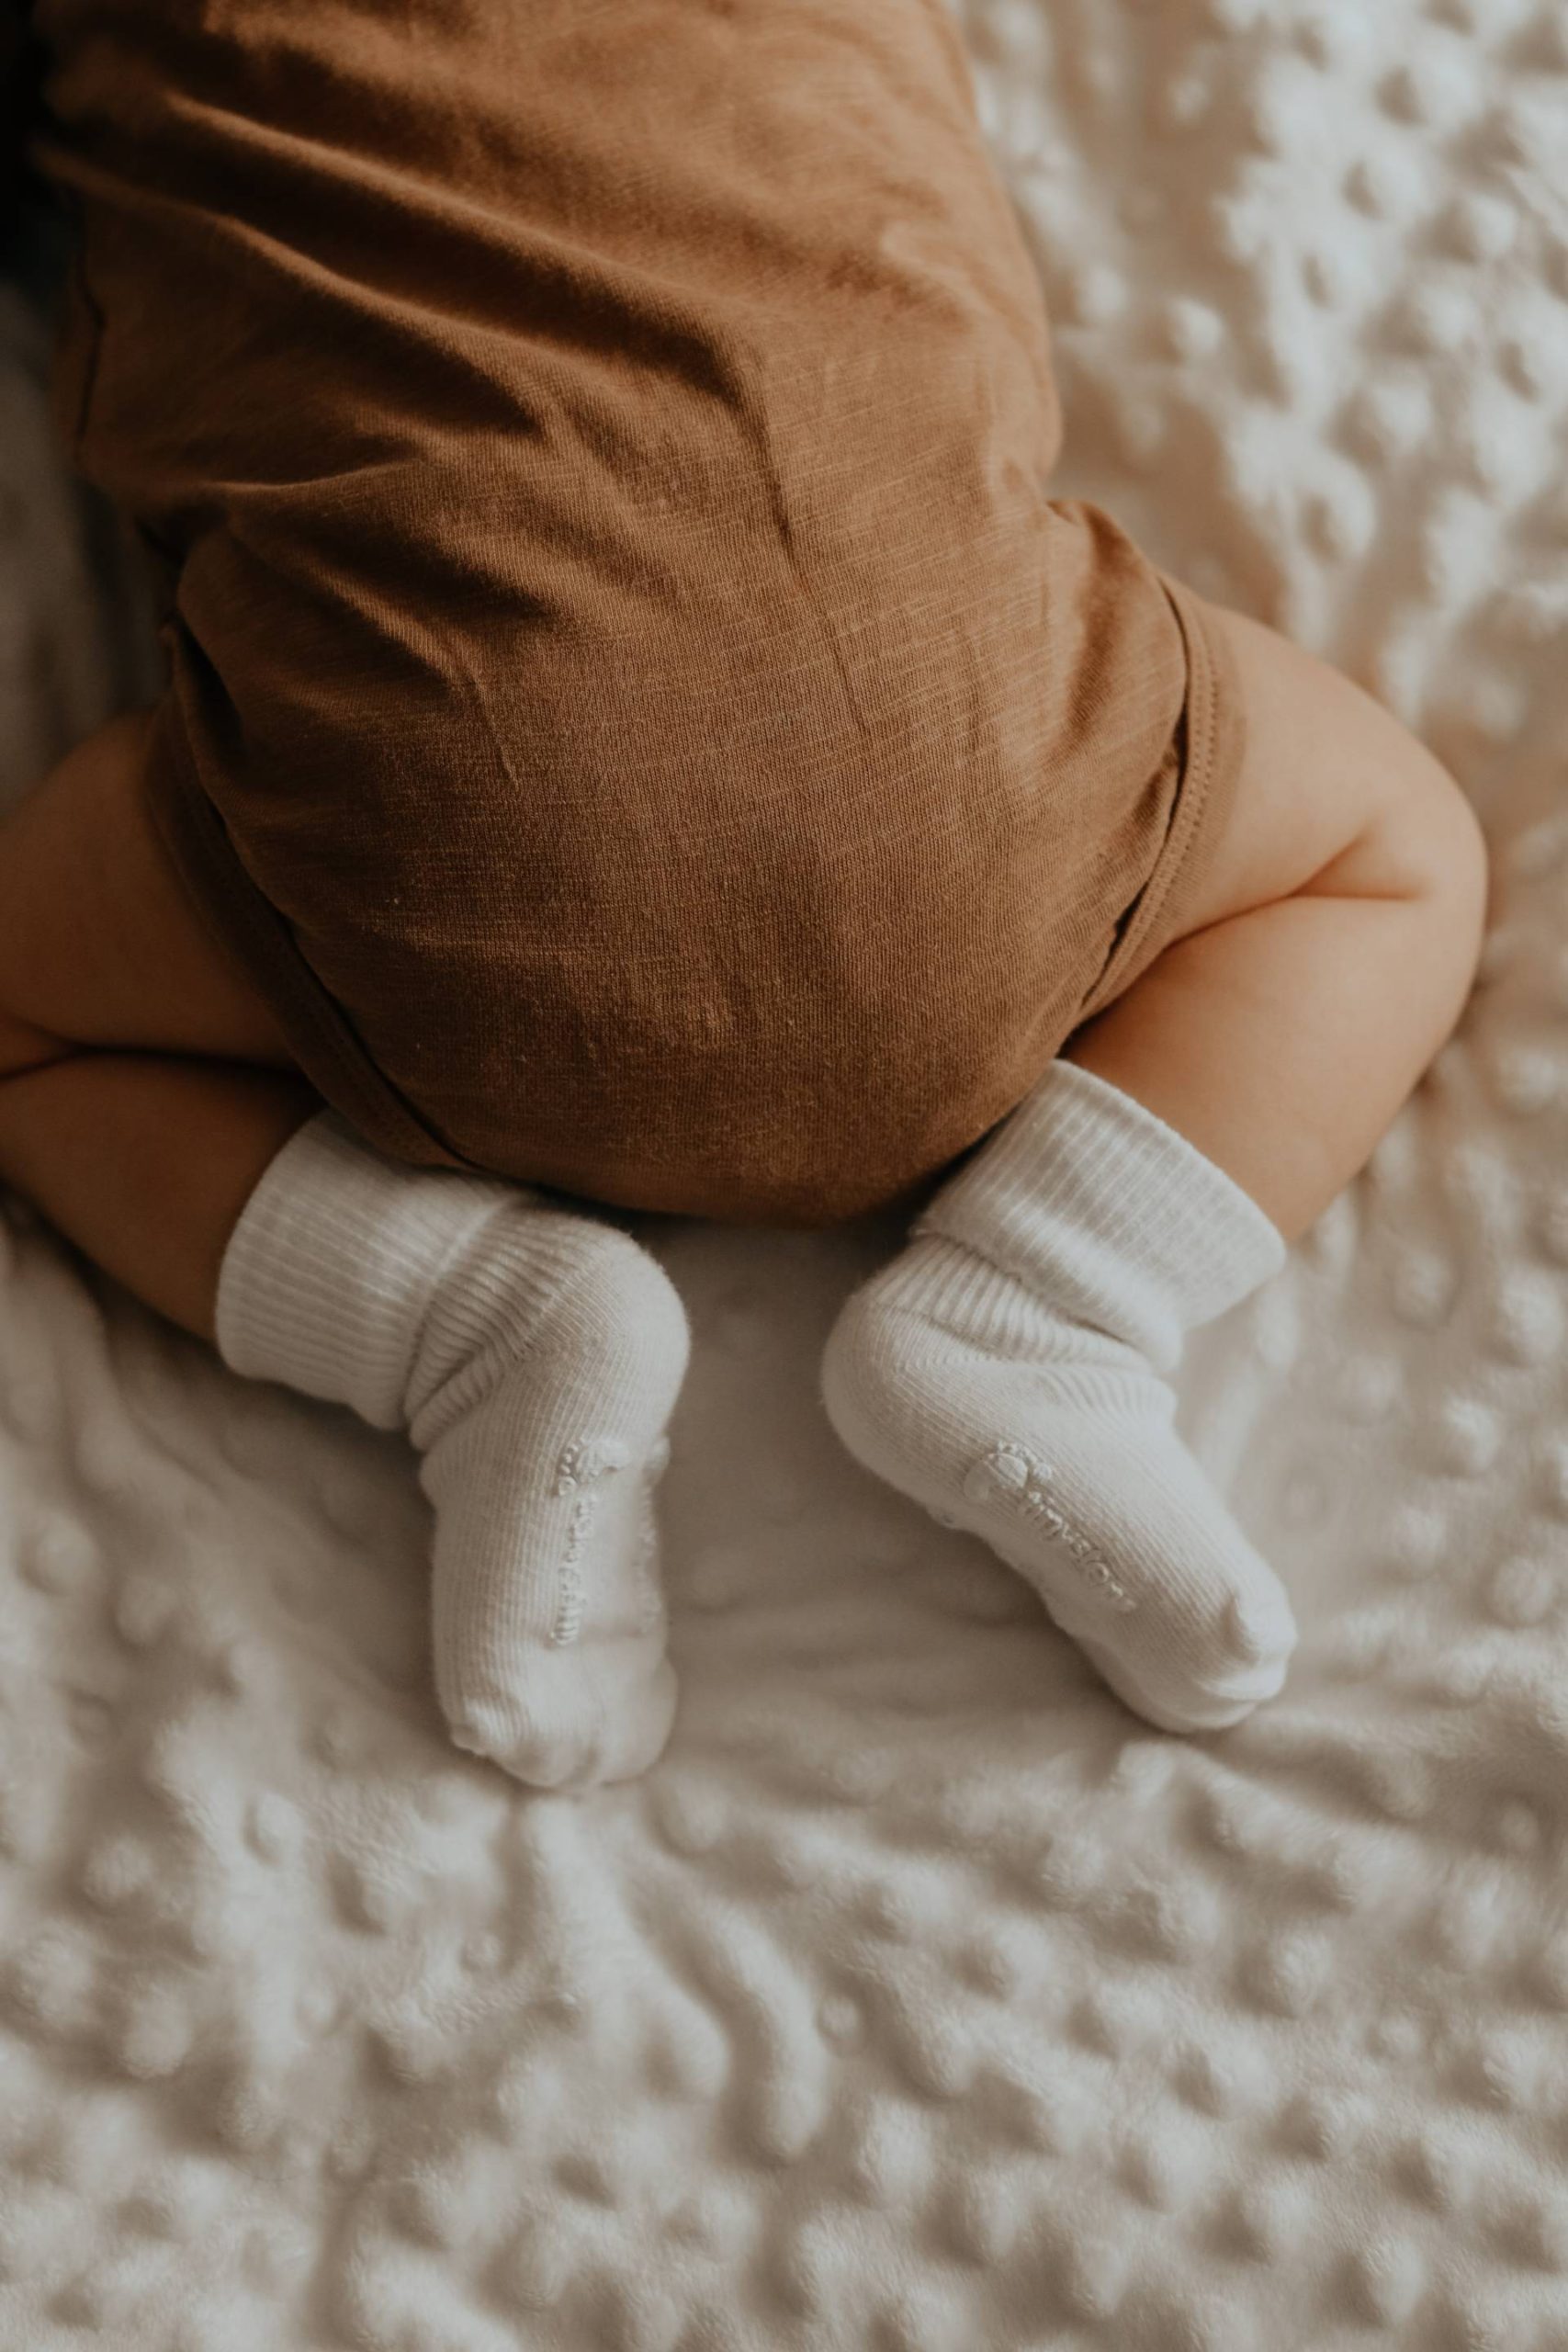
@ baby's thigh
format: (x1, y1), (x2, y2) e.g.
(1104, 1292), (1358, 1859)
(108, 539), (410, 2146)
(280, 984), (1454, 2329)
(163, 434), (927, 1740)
(0, 707), (296, 1064)
(1173, 603), (1472, 937)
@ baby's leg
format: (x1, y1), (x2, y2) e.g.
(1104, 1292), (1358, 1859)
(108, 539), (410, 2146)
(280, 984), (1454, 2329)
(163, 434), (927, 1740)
(1065, 605), (1489, 1245)
(824, 607), (1488, 1730)
(0, 709), (691, 1787)
(0, 711), (317, 1329)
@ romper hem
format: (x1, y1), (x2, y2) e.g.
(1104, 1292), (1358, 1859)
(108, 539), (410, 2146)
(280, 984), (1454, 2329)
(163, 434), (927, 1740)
(141, 694), (484, 1177)
(1070, 569), (1248, 1030)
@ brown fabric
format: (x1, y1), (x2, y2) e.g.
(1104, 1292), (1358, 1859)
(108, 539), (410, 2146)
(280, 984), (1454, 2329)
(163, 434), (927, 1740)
(25, 0), (1246, 1228)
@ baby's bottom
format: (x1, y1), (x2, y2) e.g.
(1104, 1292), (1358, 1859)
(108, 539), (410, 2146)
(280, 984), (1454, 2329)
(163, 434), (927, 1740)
(0, 606), (1485, 1340)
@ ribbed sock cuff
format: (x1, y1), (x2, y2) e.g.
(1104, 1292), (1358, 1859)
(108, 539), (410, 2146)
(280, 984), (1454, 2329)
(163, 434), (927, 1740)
(914, 1058), (1287, 1367)
(214, 1111), (517, 1429)
(404, 1209), (618, 1435)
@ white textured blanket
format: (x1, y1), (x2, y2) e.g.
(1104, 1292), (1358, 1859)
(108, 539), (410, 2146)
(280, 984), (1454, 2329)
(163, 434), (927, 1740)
(5, 3), (1568, 2346)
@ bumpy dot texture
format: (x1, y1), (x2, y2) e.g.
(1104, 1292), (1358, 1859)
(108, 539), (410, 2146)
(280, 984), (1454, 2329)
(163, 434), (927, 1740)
(5, 1), (1568, 2340)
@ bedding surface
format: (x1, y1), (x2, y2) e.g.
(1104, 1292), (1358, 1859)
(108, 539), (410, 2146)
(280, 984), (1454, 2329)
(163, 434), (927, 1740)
(5, 0), (1568, 2345)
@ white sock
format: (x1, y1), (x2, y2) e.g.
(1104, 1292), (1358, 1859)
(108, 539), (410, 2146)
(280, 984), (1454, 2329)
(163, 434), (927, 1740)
(820, 1058), (1297, 1732)
(214, 1112), (691, 1788)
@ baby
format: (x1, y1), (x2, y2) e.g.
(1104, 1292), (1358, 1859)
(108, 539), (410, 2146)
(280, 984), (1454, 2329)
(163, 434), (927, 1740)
(14, 0), (1487, 1788)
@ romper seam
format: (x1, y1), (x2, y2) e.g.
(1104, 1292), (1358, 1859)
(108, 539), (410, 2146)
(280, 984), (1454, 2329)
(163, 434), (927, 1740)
(1071, 566), (1248, 1026)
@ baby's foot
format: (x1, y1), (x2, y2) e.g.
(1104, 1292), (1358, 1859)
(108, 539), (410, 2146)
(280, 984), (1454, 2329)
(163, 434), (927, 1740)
(408, 1215), (689, 1788)
(821, 1234), (1296, 1731)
